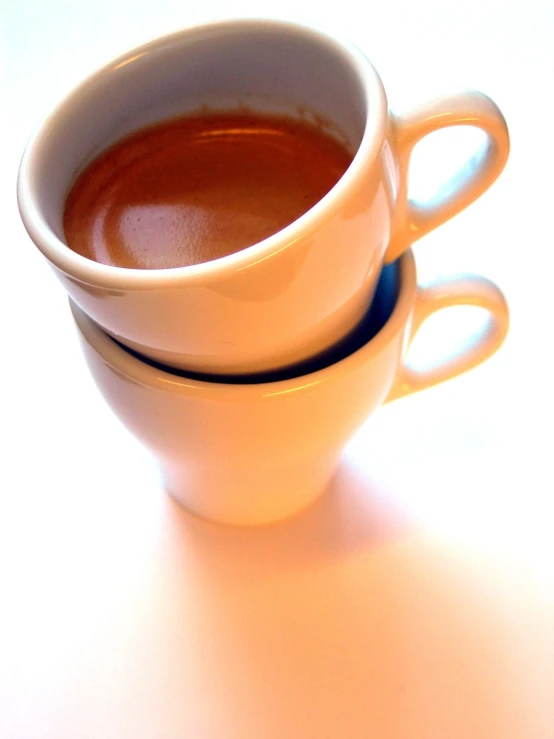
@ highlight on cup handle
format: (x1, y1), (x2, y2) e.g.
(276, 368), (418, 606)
(385, 91), (510, 264)
(386, 275), (509, 402)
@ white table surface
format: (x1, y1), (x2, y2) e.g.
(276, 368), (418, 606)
(1, 1), (553, 737)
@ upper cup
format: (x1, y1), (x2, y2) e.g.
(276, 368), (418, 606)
(18, 18), (510, 374)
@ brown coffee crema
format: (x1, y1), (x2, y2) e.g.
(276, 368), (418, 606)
(63, 112), (354, 270)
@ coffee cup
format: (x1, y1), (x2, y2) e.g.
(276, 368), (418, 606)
(69, 249), (509, 526)
(19, 18), (509, 374)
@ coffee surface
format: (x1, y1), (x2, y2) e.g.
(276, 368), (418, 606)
(63, 112), (353, 269)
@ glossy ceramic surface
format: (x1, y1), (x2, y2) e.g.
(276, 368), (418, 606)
(71, 250), (509, 526)
(18, 19), (510, 374)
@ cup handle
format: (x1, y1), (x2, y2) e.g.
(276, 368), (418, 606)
(385, 91), (510, 263)
(386, 275), (509, 402)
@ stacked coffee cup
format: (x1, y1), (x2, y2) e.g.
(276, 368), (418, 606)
(18, 19), (510, 526)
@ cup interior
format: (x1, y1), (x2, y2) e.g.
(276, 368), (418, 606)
(111, 258), (400, 384)
(25, 20), (373, 246)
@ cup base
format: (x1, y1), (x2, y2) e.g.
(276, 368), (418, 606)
(161, 455), (341, 527)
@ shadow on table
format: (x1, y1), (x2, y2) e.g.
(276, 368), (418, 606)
(50, 462), (547, 739)
(141, 462), (541, 739)
(163, 459), (410, 576)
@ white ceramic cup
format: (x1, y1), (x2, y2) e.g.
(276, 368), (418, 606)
(19, 18), (510, 374)
(70, 249), (509, 527)
(18, 19), (509, 375)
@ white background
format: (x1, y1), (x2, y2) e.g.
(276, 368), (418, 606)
(1, 1), (553, 737)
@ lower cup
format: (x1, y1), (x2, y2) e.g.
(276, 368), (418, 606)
(69, 249), (508, 526)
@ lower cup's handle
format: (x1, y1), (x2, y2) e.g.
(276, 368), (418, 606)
(385, 91), (510, 263)
(386, 275), (509, 402)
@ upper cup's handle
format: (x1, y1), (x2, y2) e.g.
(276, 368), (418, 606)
(386, 275), (509, 401)
(385, 91), (510, 263)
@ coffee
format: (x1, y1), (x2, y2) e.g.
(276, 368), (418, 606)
(63, 112), (353, 270)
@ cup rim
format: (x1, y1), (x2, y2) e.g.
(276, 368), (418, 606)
(71, 249), (416, 396)
(17, 17), (388, 290)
